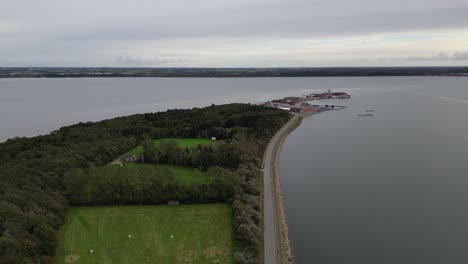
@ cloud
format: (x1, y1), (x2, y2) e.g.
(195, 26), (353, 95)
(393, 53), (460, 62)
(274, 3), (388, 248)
(453, 51), (468, 60)
(405, 53), (450, 61)
(40, 3), (468, 42)
(115, 56), (190, 66)
(404, 51), (468, 61)
(1, 0), (468, 66)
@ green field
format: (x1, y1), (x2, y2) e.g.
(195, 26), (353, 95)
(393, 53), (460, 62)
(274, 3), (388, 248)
(123, 163), (210, 185)
(128, 138), (219, 155)
(56, 204), (234, 264)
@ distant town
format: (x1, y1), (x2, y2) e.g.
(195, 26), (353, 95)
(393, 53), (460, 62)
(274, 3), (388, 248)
(260, 90), (351, 113)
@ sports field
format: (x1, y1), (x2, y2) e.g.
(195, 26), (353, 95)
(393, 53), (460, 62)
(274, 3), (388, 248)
(56, 204), (234, 264)
(128, 138), (219, 155)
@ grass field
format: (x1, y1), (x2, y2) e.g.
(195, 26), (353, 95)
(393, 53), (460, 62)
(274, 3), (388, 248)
(128, 138), (219, 155)
(123, 163), (210, 185)
(56, 204), (234, 264)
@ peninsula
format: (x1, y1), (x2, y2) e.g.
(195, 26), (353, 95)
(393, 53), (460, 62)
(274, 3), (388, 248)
(263, 90), (350, 264)
(0, 98), (348, 264)
(0, 104), (290, 264)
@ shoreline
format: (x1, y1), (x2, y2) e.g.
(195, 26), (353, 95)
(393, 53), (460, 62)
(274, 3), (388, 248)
(263, 111), (313, 264)
(268, 111), (316, 264)
(272, 114), (303, 263)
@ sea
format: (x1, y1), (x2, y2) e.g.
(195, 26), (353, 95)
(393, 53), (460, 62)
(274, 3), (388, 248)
(2, 76), (468, 263)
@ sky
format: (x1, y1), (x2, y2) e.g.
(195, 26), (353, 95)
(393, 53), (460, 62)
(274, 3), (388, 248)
(1, 0), (468, 67)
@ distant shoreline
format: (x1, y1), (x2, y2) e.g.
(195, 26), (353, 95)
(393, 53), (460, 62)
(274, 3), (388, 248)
(1, 66), (468, 78)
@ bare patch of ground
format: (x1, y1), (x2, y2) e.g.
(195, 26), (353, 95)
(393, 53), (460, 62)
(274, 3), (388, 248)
(64, 255), (80, 263)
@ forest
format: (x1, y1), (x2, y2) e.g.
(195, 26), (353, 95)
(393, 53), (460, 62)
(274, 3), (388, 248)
(139, 138), (244, 170)
(64, 165), (235, 205)
(0, 103), (291, 264)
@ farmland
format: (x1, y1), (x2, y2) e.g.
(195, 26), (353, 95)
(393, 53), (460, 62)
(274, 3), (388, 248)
(56, 204), (234, 264)
(127, 138), (219, 155)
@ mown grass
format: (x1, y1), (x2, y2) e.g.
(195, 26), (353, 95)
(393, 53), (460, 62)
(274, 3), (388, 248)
(56, 204), (234, 264)
(127, 138), (219, 155)
(123, 163), (210, 185)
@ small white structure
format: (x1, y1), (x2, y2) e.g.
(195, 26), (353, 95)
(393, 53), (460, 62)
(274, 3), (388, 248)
(89, 249), (94, 254)
(128, 234), (132, 238)
(277, 107), (291, 111)
(211, 137), (216, 141)
(170, 235), (174, 239)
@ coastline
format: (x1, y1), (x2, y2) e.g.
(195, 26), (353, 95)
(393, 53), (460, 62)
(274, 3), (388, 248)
(264, 111), (314, 264)
(272, 114), (303, 263)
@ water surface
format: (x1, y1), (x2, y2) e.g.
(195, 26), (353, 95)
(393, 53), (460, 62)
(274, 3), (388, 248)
(280, 77), (468, 264)
(0, 77), (318, 141)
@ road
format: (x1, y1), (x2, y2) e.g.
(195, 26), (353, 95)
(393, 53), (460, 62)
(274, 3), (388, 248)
(264, 114), (299, 264)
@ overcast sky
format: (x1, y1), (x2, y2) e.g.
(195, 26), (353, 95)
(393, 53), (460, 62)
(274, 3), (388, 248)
(1, 0), (468, 67)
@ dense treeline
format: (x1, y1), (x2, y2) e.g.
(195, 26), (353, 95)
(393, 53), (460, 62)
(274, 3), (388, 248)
(232, 163), (263, 264)
(64, 166), (234, 205)
(0, 103), (290, 263)
(142, 138), (248, 170)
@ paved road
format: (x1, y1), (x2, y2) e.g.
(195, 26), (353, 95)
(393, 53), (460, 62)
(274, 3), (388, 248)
(264, 114), (299, 264)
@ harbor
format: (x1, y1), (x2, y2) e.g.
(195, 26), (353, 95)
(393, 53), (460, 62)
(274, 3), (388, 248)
(260, 90), (351, 113)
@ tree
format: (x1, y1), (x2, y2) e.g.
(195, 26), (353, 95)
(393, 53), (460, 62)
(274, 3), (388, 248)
(142, 139), (159, 163)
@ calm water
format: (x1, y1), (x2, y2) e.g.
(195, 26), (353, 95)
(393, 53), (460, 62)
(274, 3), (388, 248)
(280, 77), (468, 263)
(0, 77), (317, 142)
(2, 77), (468, 263)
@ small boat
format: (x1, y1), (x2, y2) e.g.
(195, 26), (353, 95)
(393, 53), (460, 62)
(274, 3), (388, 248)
(357, 113), (374, 117)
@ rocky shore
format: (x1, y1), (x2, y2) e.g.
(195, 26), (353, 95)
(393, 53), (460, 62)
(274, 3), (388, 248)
(271, 114), (305, 264)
